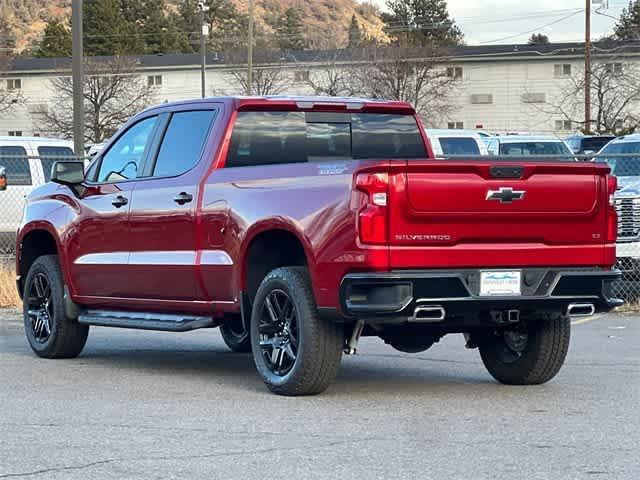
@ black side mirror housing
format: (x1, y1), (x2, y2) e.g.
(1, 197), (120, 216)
(0, 166), (6, 191)
(51, 161), (85, 185)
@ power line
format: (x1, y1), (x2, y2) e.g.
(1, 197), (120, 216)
(479, 10), (586, 45)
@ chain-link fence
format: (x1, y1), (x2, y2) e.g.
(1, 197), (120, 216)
(0, 152), (87, 254)
(2, 148), (640, 306)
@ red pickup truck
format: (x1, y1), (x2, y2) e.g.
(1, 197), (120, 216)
(15, 96), (622, 395)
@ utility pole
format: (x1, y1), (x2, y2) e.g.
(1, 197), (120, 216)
(585, 0), (592, 134)
(71, 0), (84, 156)
(247, 0), (254, 95)
(199, 2), (210, 99)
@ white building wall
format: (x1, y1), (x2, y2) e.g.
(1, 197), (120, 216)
(0, 54), (636, 140)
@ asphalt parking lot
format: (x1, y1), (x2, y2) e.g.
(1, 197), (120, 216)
(1, 309), (638, 480)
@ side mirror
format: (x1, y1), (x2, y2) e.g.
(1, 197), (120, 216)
(51, 161), (85, 185)
(0, 166), (6, 191)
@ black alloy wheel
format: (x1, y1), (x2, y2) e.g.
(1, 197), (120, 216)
(258, 289), (299, 376)
(26, 272), (53, 344)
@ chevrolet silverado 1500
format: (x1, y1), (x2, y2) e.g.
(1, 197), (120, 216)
(15, 96), (622, 395)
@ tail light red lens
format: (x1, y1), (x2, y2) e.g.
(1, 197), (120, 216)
(355, 172), (389, 245)
(606, 174), (618, 243)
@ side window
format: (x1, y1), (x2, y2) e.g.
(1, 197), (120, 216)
(227, 111), (306, 168)
(37, 146), (76, 182)
(153, 110), (216, 177)
(96, 116), (157, 183)
(0, 146), (31, 185)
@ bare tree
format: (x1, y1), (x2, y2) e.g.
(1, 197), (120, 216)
(220, 49), (289, 96)
(306, 51), (359, 97)
(353, 45), (459, 124)
(542, 59), (640, 134)
(41, 58), (156, 143)
(306, 46), (459, 123)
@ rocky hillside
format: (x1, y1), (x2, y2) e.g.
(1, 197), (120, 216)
(0, 0), (388, 53)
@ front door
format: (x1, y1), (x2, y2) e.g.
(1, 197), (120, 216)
(126, 107), (218, 301)
(67, 115), (161, 299)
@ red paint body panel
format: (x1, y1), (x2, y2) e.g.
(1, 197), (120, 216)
(15, 96), (616, 317)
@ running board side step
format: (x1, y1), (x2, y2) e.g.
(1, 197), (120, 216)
(78, 310), (215, 332)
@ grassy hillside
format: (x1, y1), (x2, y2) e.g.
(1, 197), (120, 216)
(0, 0), (388, 53)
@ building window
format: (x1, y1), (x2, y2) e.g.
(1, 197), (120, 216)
(147, 75), (163, 87)
(470, 94), (493, 105)
(522, 92), (546, 104)
(447, 121), (464, 129)
(6, 79), (22, 90)
(614, 119), (624, 131)
(446, 66), (463, 80)
(554, 64), (572, 77)
(554, 120), (572, 131)
(294, 70), (310, 82)
(605, 63), (623, 75)
(8, 131), (23, 136)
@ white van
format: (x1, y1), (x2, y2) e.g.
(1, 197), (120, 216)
(0, 137), (76, 249)
(425, 129), (489, 157)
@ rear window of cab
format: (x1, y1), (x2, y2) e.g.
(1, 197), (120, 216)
(226, 111), (427, 167)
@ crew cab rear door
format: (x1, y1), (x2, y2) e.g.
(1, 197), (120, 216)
(388, 160), (612, 268)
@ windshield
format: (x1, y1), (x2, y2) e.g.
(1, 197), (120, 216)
(599, 141), (640, 176)
(500, 141), (572, 156)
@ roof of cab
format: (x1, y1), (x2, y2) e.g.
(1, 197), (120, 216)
(493, 135), (566, 143)
(144, 95), (416, 114)
(611, 133), (640, 143)
(0, 136), (73, 145)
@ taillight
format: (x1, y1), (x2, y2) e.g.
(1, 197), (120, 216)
(606, 174), (618, 243)
(355, 172), (389, 245)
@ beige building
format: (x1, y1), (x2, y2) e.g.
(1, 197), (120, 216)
(1, 41), (639, 140)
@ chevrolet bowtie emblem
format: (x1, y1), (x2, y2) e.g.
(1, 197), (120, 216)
(486, 187), (526, 204)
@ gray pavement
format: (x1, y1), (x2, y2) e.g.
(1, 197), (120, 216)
(1, 308), (638, 480)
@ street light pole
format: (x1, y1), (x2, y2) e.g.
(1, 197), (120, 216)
(585, 0), (592, 133)
(247, 0), (254, 95)
(71, 0), (84, 156)
(199, 2), (209, 99)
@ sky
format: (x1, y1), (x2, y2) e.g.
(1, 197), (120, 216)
(364, 0), (630, 45)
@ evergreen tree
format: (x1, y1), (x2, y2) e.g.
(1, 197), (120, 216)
(35, 19), (72, 57)
(528, 33), (549, 45)
(614, 1), (640, 40)
(347, 14), (362, 48)
(83, 0), (135, 55)
(385, 0), (463, 46)
(274, 7), (307, 51)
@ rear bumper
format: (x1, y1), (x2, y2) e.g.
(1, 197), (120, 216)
(339, 268), (623, 325)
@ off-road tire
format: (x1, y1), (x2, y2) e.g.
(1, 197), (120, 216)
(250, 267), (343, 396)
(479, 314), (570, 385)
(220, 315), (251, 352)
(23, 255), (89, 358)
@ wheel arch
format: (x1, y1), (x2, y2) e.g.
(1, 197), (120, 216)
(240, 221), (315, 305)
(16, 222), (65, 298)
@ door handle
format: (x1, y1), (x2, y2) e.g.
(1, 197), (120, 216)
(173, 192), (193, 205)
(111, 195), (128, 208)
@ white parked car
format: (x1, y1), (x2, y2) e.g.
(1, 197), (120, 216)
(425, 129), (489, 157)
(484, 135), (575, 158)
(0, 137), (76, 248)
(595, 134), (640, 273)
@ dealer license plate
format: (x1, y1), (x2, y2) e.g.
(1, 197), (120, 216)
(479, 271), (521, 296)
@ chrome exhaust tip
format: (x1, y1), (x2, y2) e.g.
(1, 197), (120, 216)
(412, 305), (445, 322)
(567, 303), (595, 317)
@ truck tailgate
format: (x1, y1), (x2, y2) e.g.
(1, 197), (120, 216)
(388, 160), (614, 268)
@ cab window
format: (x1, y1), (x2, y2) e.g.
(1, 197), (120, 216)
(96, 116), (157, 182)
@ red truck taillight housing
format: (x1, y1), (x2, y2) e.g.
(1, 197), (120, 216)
(356, 172), (389, 245)
(606, 174), (618, 243)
